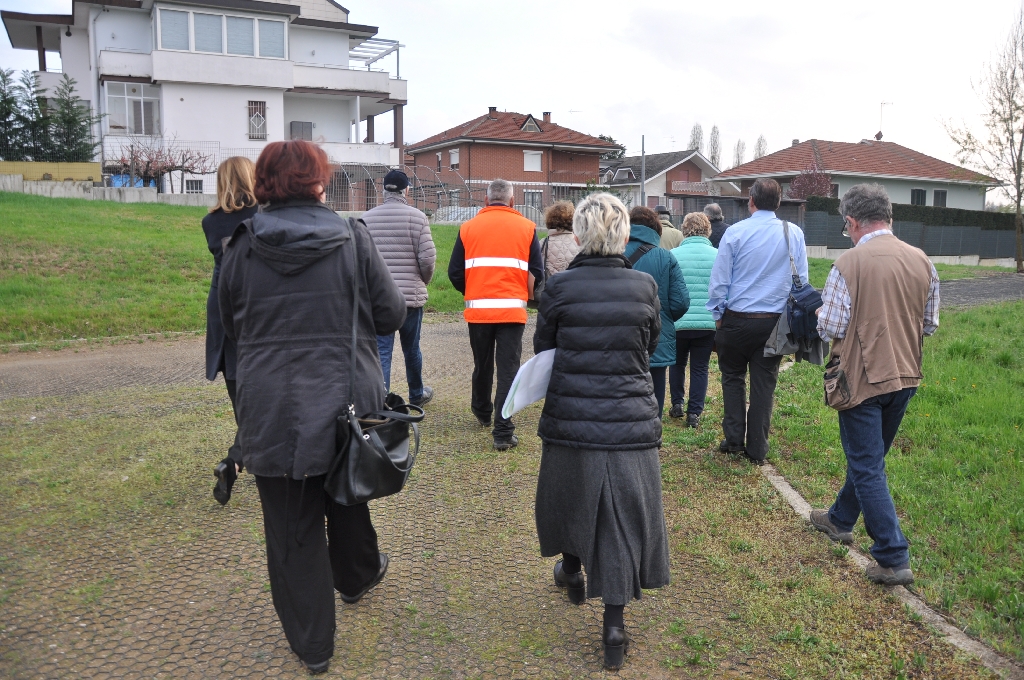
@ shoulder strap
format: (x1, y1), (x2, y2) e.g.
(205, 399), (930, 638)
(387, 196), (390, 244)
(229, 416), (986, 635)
(781, 219), (801, 288)
(628, 242), (655, 266)
(347, 220), (359, 413)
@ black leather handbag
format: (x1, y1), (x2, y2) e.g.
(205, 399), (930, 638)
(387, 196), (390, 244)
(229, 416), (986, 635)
(781, 220), (824, 342)
(324, 232), (425, 506)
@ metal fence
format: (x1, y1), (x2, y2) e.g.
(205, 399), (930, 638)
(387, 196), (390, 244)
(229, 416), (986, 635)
(804, 211), (1017, 258)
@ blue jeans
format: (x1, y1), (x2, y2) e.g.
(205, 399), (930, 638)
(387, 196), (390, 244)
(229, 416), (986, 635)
(376, 306), (424, 402)
(669, 330), (715, 414)
(828, 387), (916, 568)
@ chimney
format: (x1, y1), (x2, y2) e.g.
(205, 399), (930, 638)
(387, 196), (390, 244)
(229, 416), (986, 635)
(542, 112), (551, 124)
(488, 106), (497, 118)
(792, 139), (800, 147)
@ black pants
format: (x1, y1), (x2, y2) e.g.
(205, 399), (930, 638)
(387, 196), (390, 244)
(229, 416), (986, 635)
(650, 366), (667, 418)
(715, 314), (783, 461)
(254, 475), (380, 665)
(224, 379), (242, 466)
(669, 330), (716, 415)
(467, 322), (525, 438)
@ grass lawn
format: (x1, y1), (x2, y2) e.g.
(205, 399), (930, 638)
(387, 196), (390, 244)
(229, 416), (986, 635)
(0, 193), (210, 344)
(770, 300), (1024, 661)
(0, 194), (466, 345)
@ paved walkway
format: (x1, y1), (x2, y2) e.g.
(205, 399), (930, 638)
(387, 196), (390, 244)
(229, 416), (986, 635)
(0, 316), (998, 678)
(940, 272), (1024, 307)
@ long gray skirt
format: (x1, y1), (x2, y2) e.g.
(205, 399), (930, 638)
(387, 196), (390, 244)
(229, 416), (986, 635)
(534, 443), (671, 605)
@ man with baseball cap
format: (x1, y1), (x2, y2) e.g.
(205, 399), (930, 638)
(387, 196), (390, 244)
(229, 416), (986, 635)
(362, 169), (437, 406)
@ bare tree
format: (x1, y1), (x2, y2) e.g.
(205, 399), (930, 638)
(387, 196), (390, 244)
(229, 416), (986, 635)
(707, 125), (722, 168)
(946, 8), (1024, 271)
(754, 135), (768, 160)
(733, 139), (747, 168)
(786, 162), (833, 199)
(688, 123), (704, 155)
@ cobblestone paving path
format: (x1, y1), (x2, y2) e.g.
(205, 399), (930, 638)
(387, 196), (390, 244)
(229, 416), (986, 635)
(0, 319), (992, 678)
(940, 272), (1024, 307)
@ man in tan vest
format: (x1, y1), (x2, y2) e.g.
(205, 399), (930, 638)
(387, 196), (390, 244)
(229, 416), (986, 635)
(808, 184), (939, 586)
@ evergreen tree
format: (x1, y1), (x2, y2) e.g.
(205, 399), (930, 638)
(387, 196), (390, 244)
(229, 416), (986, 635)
(0, 69), (21, 161)
(16, 71), (53, 161)
(50, 74), (101, 162)
(598, 134), (625, 160)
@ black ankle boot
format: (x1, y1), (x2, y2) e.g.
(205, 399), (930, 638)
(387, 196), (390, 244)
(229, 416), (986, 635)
(603, 625), (630, 670)
(553, 560), (586, 605)
(213, 458), (238, 505)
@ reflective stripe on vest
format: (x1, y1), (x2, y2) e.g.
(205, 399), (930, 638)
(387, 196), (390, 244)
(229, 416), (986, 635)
(465, 298), (528, 309)
(464, 257), (530, 270)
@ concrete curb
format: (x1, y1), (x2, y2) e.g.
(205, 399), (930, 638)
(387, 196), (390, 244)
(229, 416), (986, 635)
(759, 462), (1024, 679)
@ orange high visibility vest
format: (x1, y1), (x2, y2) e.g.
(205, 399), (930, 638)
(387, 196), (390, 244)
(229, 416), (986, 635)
(460, 205), (535, 324)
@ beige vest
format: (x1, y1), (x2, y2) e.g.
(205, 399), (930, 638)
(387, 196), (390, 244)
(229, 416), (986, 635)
(830, 234), (933, 409)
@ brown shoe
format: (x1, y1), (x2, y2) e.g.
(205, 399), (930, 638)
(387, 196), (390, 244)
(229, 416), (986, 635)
(865, 561), (914, 586)
(809, 509), (853, 544)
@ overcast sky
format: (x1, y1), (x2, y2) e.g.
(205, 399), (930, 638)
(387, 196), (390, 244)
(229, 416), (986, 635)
(1, 0), (1020, 180)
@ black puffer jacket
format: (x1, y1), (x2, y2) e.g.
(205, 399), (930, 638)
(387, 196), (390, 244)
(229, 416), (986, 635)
(534, 253), (662, 450)
(218, 200), (406, 478)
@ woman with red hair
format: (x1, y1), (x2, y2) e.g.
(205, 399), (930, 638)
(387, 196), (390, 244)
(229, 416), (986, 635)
(218, 140), (406, 675)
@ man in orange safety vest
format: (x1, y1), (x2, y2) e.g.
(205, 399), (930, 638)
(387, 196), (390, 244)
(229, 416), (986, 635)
(448, 178), (545, 450)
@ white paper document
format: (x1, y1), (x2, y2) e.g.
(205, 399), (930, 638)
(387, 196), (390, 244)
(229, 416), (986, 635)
(501, 349), (555, 419)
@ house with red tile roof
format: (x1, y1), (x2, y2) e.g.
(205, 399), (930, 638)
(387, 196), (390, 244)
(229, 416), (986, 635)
(406, 107), (620, 219)
(712, 139), (998, 211)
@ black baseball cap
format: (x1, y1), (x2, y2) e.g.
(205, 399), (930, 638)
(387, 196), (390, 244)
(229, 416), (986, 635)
(383, 169), (410, 192)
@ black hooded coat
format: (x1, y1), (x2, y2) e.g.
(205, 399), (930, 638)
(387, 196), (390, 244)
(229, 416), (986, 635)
(218, 201), (406, 479)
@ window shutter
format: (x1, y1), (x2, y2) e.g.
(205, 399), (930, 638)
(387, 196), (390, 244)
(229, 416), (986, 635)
(524, 151), (542, 172)
(194, 13), (223, 53)
(227, 16), (254, 56)
(259, 20), (285, 58)
(160, 10), (189, 50)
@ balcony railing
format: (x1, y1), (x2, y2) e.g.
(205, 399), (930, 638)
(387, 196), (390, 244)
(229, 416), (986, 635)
(671, 181), (721, 196)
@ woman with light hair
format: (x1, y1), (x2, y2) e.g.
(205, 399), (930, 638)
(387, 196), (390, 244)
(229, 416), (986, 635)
(668, 212), (719, 426)
(533, 192), (670, 671)
(202, 156), (259, 504)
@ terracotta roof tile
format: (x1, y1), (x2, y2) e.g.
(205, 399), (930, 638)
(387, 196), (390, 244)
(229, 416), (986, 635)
(408, 110), (620, 152)
(714, 139), (996, 185)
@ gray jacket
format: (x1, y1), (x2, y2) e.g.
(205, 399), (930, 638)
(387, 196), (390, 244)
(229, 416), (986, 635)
(361, 192), (436, 308)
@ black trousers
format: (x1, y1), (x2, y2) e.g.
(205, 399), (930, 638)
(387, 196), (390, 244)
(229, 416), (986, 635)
(715, 314), (783, 461)
(650, 366), (667, 418)
(467, 322), (525, 438)
(669, 330), (716, 415)
(254, 475), (380, 665)
(224, 379), (242, 466)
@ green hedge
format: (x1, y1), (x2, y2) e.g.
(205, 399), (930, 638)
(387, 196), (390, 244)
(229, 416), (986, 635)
(805, 195), (1018, 230)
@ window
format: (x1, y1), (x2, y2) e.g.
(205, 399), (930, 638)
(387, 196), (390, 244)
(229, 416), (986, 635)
(910, 188), (926, 206)
(830, 183), (840, 198)
(159, 9), (189, 50)
(449, 148), (459, 170)
(934, 189), (947, 208)
(193, 13), (223, 53)
(248, 101), (266, 140)
(290, 121), (313, 141)
(185, 179), (204, 194)
(521, 117), (540, 133)
(106, 82), (160, 135)
(227, 16), (254, 56)
(524, 190), (542, 209)
(524, 150), (542, 172)
(259, 20), (285, 58)
(436, 152), (442, 172)
(159, 9), (285, 58)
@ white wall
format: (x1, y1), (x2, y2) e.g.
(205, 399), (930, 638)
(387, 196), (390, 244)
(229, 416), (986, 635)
(160, 82), (285, 146)
(282, 95), (353, 143)
(58, 31), (92, 98)
(94, 10), (153, 55)
(289, 27), (348, 67)
(832, 176), (986, 210)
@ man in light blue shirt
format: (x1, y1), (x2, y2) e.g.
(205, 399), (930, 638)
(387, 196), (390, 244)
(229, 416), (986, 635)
(707, 178), (809, 464)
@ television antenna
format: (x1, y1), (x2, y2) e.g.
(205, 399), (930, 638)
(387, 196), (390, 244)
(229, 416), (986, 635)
(878, 102), (893, 138)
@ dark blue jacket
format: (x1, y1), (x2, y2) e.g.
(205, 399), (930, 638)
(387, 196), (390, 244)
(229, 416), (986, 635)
(624, 224), (690, 367)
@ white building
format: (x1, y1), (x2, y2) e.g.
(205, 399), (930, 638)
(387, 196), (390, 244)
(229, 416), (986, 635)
(713, 138), (998, 210)
(2, 0), (406, 192)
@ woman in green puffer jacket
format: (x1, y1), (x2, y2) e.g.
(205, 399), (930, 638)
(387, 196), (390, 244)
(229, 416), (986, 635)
(668, 213), (719, 427)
